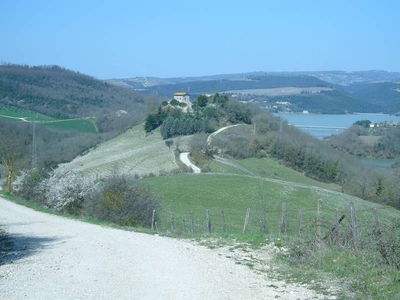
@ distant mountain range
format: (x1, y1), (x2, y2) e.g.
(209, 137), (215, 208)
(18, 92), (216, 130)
(107, 70), (400, 89)
(107, 70), (400, 115)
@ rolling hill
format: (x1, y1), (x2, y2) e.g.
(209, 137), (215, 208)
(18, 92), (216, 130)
(0, 64), (147, 124)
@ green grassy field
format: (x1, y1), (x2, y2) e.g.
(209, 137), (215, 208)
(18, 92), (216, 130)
(0, 104), (54, 121)
(39, 118), (98, 134)
(141, 173), (399, 235)
(0, 104), (97, 133)
(228, 157), (342, 191)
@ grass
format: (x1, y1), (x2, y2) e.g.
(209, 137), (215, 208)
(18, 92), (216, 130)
(140, 173), (399, 235)
(0, 104), (98, 133)
(225, 156), (341, 192)
(62, 124), (179, 176)
(0, 104), (55, 121)
(39, 118), (98, 133)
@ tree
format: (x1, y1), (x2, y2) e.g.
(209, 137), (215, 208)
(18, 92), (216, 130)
(165, 140), (173, 149)
(197, 95), (208, 108)
(144, 114), (158, 133)
(0, 147), (17, 193)
(354, 119), (371, 128)
(0, 137), (26, 193)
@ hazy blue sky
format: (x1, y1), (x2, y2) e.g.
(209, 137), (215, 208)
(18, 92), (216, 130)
(1, 0), (399, 79)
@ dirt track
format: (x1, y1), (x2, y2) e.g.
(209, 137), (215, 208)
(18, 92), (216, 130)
(0, 198), (323, 299)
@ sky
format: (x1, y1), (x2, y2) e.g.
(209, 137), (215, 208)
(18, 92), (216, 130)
(1, 0), (399, 79)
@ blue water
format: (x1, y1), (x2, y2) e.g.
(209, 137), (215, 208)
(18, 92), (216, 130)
(274, 113), (400, 168)
(275, 113), (400, 139)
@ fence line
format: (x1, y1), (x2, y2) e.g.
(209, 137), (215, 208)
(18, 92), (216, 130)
(150, 200), (398, 253)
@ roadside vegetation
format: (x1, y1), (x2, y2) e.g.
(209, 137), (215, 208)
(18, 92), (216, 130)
(1, 65), (400, 298)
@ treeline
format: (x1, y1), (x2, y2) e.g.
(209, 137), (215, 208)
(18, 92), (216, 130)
(160, 116), (211, 139)
(328, 124), (400, 159)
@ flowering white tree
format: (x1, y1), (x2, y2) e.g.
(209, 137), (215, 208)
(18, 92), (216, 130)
(40, 167), (96, 213)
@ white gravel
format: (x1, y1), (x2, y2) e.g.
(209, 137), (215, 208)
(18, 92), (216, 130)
(179, 152), (201, 174)
(0, 198), (324, 300)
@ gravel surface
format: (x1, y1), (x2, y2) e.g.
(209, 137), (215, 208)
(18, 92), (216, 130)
(179, 152), (201, 174)
(0, 198), (324, 300)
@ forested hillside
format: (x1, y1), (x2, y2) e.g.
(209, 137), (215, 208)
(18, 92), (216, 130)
(0, 64), (152, 173)
(265, 89), (367, 114)
(0, 64), (148, 126)
(352, 82), (400, 114)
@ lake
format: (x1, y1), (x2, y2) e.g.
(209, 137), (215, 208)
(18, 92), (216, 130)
(275, 113), (400, 168)
(275, 113), (400, 139)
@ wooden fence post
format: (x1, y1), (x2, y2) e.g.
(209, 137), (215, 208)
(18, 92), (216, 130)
(373, 207), (380, 233)
(350, 202), (360, 250)
(182, 218), (187, 234)
(221, 210), (226, 233)
(259, 210), (266, 233)
(243, 208), (251, 234)
(206, 209), (212, 234)
(298, 210), (303, 234)
(317, 200), (322, 239)
(190, 212), (195, 234)
(334, 209), (339, 243)
(280, 202), (287, 234)
(151, 209), (156, 231)
(170, 212), (175, 233)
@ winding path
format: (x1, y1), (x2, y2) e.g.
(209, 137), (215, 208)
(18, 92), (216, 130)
(180, 125), (243, 173)
(179, 152), (201, 173)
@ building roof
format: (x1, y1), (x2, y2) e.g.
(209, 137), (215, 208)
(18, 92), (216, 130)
(174, 92), (189, 96)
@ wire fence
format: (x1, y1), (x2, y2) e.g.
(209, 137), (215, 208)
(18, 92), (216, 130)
(151, 200), (399, 250)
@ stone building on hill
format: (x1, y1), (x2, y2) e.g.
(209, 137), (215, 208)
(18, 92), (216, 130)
(173, 92), (192, 112)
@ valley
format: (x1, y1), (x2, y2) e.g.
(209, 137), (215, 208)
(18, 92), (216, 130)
(1, 65), (400, 299)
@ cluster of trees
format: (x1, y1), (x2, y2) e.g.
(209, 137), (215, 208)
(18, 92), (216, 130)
(160, 116), (211, 139)
(12, 167), (160, 227)
(145, 93), (252, 139)
(328, 123), (400, 159)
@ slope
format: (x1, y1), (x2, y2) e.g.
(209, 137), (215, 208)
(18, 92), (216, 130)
(62, 124), (183, 176)
(0, 64), (146, 121)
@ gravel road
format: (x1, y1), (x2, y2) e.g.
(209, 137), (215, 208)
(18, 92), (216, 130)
(0, 198), (323, 300)
(180, 152), (201, 173)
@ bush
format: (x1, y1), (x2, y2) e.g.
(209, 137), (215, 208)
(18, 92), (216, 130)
(84, 173), (160, 227)
(39, 167), (95, 214)
(12, 169), (48, 203)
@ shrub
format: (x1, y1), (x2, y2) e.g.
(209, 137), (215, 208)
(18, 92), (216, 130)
(39, 167), (95, 214)
(12, 169), (48, 203)
(84, 173), (160, 227)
